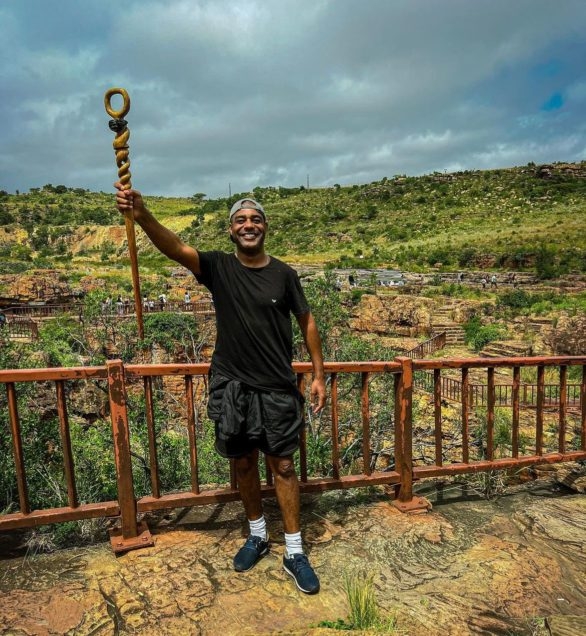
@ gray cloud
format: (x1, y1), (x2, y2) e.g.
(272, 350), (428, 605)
(1, 0), (585, 197)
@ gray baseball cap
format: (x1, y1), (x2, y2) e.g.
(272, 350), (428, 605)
(229, 198), (266, 222)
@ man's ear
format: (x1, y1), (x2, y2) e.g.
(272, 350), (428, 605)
(228, 227), (236, 244)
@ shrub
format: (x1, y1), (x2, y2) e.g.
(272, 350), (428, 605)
(463, 316), (507, 352)
(0, 207), (14, 225)
(535, 243), (558, 279)
(143, 312), (199, 357)
(457, 247), (477, 267)
(497, 289), (532, 311)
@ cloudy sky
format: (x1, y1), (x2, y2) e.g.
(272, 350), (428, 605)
(1, 0), (585, 198)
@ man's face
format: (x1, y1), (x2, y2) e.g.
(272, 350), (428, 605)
(229, 208), (267, 255)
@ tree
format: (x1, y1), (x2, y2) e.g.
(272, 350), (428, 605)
(0, 207), (14, 225)
(535, 243), (558, 279)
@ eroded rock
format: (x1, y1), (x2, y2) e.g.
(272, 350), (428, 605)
(0, 482), (585, 635)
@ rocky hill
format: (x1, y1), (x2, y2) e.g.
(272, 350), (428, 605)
(1, 161), (585, 281)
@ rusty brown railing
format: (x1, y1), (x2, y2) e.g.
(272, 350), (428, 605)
(5, 319), (39, 341)
(414, 369), (582, 409)
(3, 300), (214, 319)
(3, 304), (81, 318)
(1, 355), (585, 552)
(405, 332), (446, 359)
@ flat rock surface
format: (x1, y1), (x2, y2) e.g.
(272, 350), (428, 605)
(1, 479), (585, 635)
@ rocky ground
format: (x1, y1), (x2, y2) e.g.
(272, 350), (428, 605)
(1, 469), (585, 636)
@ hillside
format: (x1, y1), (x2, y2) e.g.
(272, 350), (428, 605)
(0, 162), (585, 287)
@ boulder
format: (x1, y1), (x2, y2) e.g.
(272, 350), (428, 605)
(542, 312), (586, 355)
(349, 294), (435, 335)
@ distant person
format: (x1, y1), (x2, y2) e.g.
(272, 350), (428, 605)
(490, 274), (497, 289)
(115, 186), (325, 594)
(124, 298), (130, 314)
(116, 295), (124, 315)
(158, 292), (167, 311)
(184, 291), (191, 306)
(481, 277), (487, 289)
(143, 295), (149, 312)
(0, 311), (6, 329)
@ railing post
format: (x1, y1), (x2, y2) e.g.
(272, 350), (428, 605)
(107, 359), (154, 553)
(392, 357), (431, 513)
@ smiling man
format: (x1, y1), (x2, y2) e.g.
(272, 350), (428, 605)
(115, 187), (326, 594)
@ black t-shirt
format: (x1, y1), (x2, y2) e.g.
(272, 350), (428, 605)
(195, 251), (310, 392)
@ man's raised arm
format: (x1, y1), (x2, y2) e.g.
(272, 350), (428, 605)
(115, 182), (200, 276)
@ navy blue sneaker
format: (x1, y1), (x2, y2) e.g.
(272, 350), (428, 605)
(233, 535), (270, 572)
(283, 552), (320, 594)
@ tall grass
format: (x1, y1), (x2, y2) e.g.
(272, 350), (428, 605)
(319, 572), (398, 632)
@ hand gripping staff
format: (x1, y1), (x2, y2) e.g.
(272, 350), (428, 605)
(104, 87), (144, 339)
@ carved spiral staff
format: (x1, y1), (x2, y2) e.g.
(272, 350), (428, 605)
(104, 87), (144, 339)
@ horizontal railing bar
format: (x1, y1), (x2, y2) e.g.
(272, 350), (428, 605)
(137, 473), (402, 513)
(0, 367), (108, 383)
(0, 501), (120, 531)
(413, 451), (586, 479)
(413, 356), (586, 370)
(125, 361), (402, 378)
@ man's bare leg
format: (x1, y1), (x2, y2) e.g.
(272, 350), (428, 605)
(233, 449), (269, 572)
(267, 453), (320, 593)
(266, 454), (300, 533)
(234, 449), (263, 521)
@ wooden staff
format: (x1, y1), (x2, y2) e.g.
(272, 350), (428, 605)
(104, 87), (144, 339)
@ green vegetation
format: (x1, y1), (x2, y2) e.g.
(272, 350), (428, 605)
(318, 572), (398, 632)
(463, 315), (508, 351)
(497, 289), (586, 316)
(1, 162), (585, 277)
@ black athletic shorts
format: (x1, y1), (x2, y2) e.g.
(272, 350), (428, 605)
(207, 373), (305, 459)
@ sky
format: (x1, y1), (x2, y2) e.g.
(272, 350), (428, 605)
(1, 0), (586, 199)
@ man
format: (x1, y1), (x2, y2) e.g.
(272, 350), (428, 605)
(115, 185), (326, 594)
(158, 292), (167, 311)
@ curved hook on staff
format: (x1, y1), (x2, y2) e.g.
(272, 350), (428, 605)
(104, 87), (144, 339)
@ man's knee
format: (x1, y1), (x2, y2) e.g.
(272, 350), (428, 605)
(234, 451), (258, 475)
(270, 456), (296, 479)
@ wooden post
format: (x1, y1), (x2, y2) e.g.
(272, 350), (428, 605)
(392, 357), (431, 513)
(6, 383), (30, 515)
(107, 359), (153, 553)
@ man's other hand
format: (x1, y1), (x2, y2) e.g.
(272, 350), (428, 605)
(310, 377), (326, 414)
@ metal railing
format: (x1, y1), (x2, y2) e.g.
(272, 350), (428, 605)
(405, 332), (446, 359)
(1, 355), (585, 552)
(3, 300), (215, 319)
(4, 319), (39, 341)
(2, 304), (81, 318)
(414, 369), (582, 409)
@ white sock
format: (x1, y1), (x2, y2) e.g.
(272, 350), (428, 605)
(248, 515), (267, 540)
(284, 531), (303, 556)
